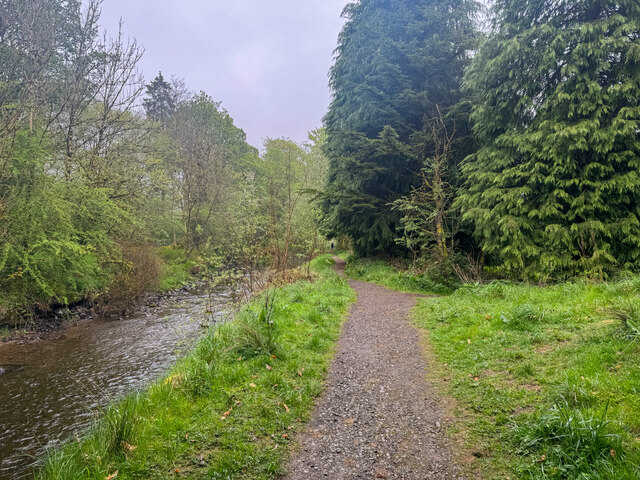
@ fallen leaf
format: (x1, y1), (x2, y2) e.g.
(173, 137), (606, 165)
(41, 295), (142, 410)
(611, 449), (616, 458)
(282, 434), (289, 439)
(105, 472), (118, 480)
(538, 454), (546, 462)
(281, 402), (290, 413)
(297, 371), (303, 376)
(249, 383), (256, 388)
(467, 339), (472, 344)
(221, 408), (232, 420)
(266, 365), (272, 371)
(122, 442), (137, 452)
(474, 377), (480, 381)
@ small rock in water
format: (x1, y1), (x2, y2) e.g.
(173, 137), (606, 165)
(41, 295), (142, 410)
(0, 367), (6, 375)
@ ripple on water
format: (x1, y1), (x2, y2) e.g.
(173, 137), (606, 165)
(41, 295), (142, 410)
(0, 288), (233, 480)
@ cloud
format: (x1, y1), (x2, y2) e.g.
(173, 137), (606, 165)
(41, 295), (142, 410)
(98, 0), (348, 147)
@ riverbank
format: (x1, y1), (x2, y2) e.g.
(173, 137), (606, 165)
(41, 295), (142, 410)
(0, 281), (202, 347)
(344, 257), (640, 479)
(37, 255), (355, 479)
(0, 246), (201, 346)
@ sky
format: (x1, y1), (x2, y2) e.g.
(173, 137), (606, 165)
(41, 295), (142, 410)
(98, 1), (349, 148)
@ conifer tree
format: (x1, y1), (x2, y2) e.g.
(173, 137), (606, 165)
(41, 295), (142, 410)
(323, 0), (477, 255)
(143, 72), (175, 123)
(458, 0), (640, 278)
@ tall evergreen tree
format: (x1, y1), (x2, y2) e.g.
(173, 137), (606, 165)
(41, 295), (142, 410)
(323, 0), (477, 255)
(143, 72), (175, 123)
(458, 0), (640, 279)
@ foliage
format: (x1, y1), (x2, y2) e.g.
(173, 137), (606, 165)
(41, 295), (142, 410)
(142, 72), (176, 123)
(344, 256), (455, 294)
(322, 0), (478, 256)
(0, 0), (330, 323)
(391, 107), (459, 266)
(413, 279), (640, 479)
(37, 256), (356, 480)
(457, 0), (640, 279)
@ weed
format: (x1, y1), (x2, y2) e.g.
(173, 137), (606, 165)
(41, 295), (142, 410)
(102, 395), (138, 456)
(511, 400), (639, 479)
(605, 299), (640, 338)
(234, 289), (279, 357)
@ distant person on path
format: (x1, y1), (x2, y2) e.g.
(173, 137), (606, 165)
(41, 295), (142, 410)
(331, 242), (334, 250)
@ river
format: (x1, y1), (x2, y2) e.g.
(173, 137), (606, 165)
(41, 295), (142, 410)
(0, 285), (233, 479)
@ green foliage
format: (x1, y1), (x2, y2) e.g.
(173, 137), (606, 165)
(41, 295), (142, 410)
(323, 0), (478, 255)
(143, 72), (175, 123)
(458, 0), (640, 279)
(38, 256), (356, 480)
(512, 400), (639, 479)
(414, 279), (640, 478)
(0, 132), (137, 318)
(605, 299), (640, 339)
(344, 256), (455, 294)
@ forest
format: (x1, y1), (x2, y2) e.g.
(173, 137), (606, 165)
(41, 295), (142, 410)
(2, 0), (640, 479)
(0, 0), (328, 325)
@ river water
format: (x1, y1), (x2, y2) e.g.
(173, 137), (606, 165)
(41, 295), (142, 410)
(0, 286), (233, 479)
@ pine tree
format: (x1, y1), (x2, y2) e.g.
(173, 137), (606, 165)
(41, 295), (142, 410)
(143, 72), (175, 123)
(458, 0), (640, 279)
(323, 0), (477, 255)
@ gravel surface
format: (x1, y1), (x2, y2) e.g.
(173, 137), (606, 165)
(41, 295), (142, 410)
(284, 259), (463, 480)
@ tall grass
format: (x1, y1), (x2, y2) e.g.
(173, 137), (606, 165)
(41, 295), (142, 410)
(37, 255), (355, 479)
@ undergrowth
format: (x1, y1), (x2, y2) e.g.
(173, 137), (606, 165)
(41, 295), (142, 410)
(38, 255), (355, 479)
(344, 256), (454, 294)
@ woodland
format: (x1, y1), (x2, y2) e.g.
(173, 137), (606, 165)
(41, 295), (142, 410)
(2, 1), (640, 478)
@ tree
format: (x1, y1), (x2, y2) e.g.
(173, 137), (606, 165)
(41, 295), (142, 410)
(143, 72), (176, 123)
(168, 92), (255, 253)
(322, 0), (478, 255)
(458, 0), (640, 279)
(392, 106), (457, 268)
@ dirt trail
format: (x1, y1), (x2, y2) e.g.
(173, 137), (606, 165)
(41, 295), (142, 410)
(284, 258), (462, 479)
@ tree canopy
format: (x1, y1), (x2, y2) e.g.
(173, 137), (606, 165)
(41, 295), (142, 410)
(457, 0), (640, 279)
(322, 0), (478, 255)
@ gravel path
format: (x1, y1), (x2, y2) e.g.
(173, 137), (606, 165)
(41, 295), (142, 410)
(284, 259), (462, 480)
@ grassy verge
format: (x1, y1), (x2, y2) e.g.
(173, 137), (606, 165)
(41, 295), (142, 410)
(344, 256), (454, 294)
(414, 279), (640, 479)
(39, 255), (355, 479)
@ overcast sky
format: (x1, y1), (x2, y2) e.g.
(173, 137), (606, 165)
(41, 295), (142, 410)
(98, 1), (349, 148)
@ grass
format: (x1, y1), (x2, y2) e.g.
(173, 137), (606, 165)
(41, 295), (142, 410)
(38, 254), (356, 479)
(344, 256), (454, 294)
(0, 325), (11, 341)
(157, 246), (199, 291)
(413, 279), (640, 479)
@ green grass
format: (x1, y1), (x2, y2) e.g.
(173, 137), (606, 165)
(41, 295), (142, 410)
(157, 246), (198, 291)
(38, 255), (356, 479)
(0, 325), (11, 341)
(414, 279), (640, 479)
(344, 256), (454, 294)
